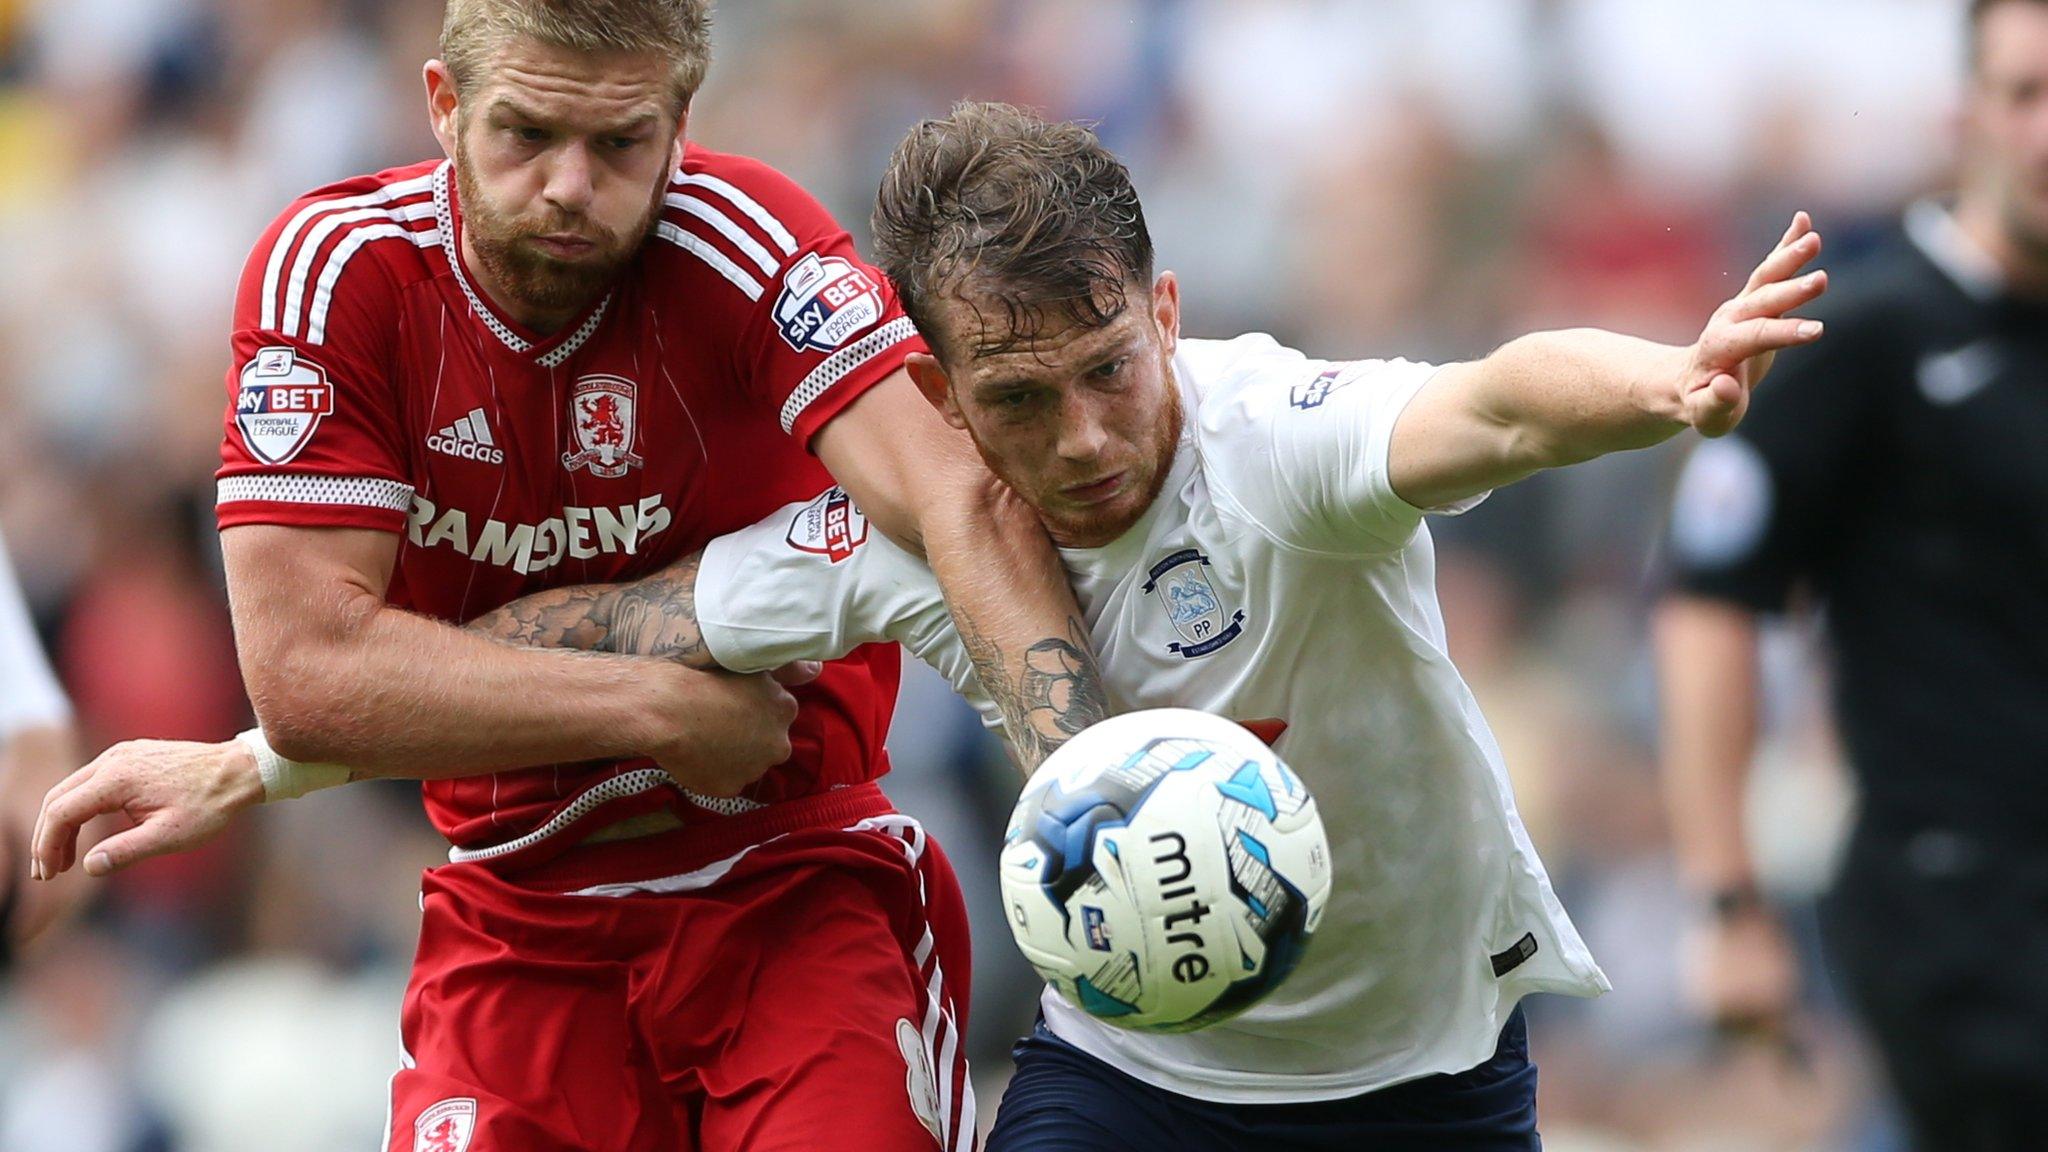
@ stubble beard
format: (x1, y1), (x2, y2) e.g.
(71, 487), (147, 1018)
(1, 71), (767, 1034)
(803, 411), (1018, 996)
(1115, 376), (1185, 533)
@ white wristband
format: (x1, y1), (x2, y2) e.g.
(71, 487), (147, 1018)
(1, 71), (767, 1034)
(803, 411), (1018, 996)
(235, 728), (351, 802)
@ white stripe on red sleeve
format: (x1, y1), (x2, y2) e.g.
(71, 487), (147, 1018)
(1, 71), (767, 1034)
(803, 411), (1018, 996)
(654, 222), (766, 301)
(779, 316), (919, 434)
(673, 172), (800, 256)
(305, 222), (441, 344)
(216, 474), (415, 513)
(260, 172), (437, 332)
(279, 199), (438, 339)
(664, 192), (783, 278)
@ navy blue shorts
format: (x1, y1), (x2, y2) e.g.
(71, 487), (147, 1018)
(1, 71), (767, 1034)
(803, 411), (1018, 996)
(987, 1008), (1538, 1151)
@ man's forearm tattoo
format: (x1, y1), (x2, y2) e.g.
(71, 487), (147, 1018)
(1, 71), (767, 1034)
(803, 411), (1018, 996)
(957, 609), (1110, 773)
(465, 552), (714, 669)
(602, 554), (710, 665)
(487, 586), (617, 651)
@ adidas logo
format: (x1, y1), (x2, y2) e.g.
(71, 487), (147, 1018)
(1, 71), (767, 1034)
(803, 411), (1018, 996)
(427, 407), (505, 465)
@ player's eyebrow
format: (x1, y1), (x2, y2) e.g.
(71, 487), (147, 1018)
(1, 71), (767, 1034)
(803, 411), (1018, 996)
(485, 96), (551, 124)
(593, 112), (662, 136)
(971, 343), (1135, 402)
(969, 326), (1135, 394)
(972, 374), (1046, 400)
(484, 98), (657, 137)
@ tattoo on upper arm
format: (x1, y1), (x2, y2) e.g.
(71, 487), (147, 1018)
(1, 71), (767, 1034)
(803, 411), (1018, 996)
(956, 609), (1109, 773)
(464, 552), (714, 669)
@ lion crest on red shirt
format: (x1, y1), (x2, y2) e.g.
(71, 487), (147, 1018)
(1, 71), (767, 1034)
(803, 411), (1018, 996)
(561, 374), (645, 478)
(413, 1098), (476, 1152)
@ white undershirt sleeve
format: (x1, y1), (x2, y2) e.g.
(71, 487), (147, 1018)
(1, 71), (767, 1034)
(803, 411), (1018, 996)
(0, 529), (72, 736)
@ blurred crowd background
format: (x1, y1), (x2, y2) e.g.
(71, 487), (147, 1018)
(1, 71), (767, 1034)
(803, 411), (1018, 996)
(0, 1), (1974, 1149)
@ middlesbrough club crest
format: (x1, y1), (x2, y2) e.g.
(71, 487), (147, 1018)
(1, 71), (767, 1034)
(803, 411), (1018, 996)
(235, 346), (334, 465)
(562, 374), (644, 478)
(1142, 549), (1246, 659)
(413, 1097), (476, 1152)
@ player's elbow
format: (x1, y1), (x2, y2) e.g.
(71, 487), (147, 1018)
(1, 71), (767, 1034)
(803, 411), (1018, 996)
(1493, 419), (1563, 474)
(237, 594), (384, 764)
(244, 676), (353, 764)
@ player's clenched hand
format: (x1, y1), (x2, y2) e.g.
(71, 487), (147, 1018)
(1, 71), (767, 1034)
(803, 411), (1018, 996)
(30, 739), (265, 880)
(650, 667), (808, 797)
(1679, 213), (1828, 438)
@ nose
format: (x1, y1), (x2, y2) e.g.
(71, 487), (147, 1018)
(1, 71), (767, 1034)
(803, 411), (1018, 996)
(542, 140), (596, 216)
(1054, 393), (1110, 463)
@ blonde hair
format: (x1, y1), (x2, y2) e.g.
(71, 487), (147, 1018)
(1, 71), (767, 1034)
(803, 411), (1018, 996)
(439, 0), (713, 112)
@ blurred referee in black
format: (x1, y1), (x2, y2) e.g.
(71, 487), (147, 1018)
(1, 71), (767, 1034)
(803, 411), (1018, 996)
(1654, 1), (2048, 1147)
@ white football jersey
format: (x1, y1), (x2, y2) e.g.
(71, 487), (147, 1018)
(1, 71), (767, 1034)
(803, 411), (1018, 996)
(0, 528), (70, 737)
(695, 334), (1609, 1103)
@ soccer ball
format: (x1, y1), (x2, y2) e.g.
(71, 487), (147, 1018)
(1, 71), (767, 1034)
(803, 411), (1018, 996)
(999, 708), (1331, 1032)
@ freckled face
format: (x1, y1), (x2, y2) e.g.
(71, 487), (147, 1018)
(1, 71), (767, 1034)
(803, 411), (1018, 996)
(929, 276), (1184, 548)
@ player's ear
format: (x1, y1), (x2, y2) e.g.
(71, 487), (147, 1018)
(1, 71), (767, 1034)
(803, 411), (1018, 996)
(905, 352), (969, 431)
(1151, 271), (1181, 358)
(424, 60), (460, 161)
(670, 103), (691, 171)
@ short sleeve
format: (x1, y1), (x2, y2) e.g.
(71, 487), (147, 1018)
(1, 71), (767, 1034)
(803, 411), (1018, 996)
(0, 529), (70, 735)
(1194, 337), (1459, 556)
(667, 151), (924, 448)
(215, 186), (422, 533)
(1665, 303), (1891, 611)
(695, 487), (954, 673)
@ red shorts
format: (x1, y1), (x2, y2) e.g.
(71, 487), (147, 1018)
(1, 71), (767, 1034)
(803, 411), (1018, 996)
(383, 783), (978, 1152)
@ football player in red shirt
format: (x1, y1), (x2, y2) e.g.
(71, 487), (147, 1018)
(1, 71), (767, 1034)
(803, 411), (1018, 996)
(27, 2), (1101, 1149)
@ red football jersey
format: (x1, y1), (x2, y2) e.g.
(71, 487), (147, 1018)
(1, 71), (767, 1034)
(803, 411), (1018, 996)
(217, 146), (915, 852)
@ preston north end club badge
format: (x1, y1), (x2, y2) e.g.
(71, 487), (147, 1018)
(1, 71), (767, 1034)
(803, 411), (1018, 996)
(1142, 548), (1246, 659)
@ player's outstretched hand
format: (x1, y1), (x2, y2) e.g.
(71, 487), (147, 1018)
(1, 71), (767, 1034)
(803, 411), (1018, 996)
(652, 668), (806, 797)
(29, 739), (264, 880)
(1679, 212), (1828, 438)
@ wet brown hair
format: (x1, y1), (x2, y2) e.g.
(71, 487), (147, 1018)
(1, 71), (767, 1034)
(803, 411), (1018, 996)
(872, 101), (1154, 358)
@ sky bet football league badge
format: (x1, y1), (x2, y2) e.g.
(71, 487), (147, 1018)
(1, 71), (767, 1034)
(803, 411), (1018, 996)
(235, 347), (334, 465)
(775, 252), (885, 353)
(786, 487), (870, 563)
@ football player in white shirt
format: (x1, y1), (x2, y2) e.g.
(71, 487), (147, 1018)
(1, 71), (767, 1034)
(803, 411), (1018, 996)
(34, 104), (1827, 1149)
